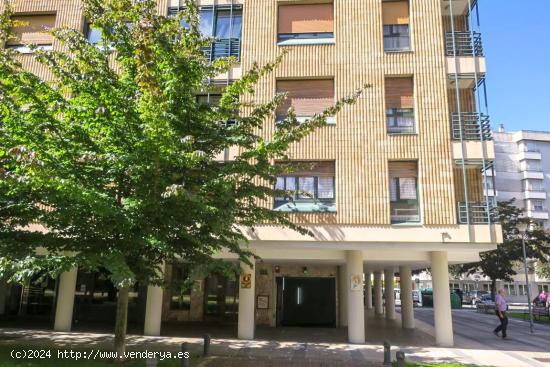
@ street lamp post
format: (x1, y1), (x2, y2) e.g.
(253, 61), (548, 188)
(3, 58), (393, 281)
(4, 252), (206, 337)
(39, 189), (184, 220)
(519, 224), (535, 334)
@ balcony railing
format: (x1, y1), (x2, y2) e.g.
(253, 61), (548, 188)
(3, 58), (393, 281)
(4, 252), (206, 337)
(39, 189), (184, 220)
(203, 38), (241, 61)
(458, 202), (494, 224)
(445, 32), (483, 57)
(451, 113), (492, 141)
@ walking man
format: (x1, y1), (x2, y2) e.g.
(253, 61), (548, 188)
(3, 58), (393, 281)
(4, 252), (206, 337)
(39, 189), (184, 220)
(493, 288), (508, 339)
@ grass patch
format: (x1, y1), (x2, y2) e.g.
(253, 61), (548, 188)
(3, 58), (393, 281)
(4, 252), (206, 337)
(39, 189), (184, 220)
(0, 344), (200, 367)
(507, 312), (550, 324)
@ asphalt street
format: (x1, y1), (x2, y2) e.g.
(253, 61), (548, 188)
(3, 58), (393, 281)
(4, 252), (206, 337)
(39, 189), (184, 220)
(413, 307), (550, 352)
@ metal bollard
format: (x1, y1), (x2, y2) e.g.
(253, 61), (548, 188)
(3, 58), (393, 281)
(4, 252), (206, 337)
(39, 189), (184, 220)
(396, 351), (406, 367)
(383, 340), (391, 365)
(181, 342), (190, 367)
(203, 334), (211, 356)
(146, 358), (158, 367)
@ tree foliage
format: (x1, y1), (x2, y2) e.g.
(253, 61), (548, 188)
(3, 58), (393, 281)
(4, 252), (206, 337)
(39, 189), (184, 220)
(457, 200), (550, 296)
(0, 0), (366, 355)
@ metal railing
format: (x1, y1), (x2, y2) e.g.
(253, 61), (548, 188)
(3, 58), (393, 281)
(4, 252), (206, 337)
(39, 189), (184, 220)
(445, 32), (483, 57)
(203, 38), (241, 61)
(451, 113), (491, 140)
(458, 202), (494, 224)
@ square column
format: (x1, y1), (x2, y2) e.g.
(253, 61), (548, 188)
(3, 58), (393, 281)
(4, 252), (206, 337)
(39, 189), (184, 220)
(431, 251), (454, 347)
(399, 265), (415, 329)
(54, 268), (78, 332)
(384, 268), (396, 320)
(338, 264), (348, 327)
(364, 269), (373, 310)
(346, 250), (365, 344)
(373, 271), (383, 316)
(238, 258), (255, 340)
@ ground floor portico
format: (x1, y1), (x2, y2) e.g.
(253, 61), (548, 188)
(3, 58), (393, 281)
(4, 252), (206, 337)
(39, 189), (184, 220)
(0, 225), (500, 347)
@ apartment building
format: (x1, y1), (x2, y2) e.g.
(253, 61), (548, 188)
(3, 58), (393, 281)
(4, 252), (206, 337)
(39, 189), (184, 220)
(416, 128), (550, 303)
(0, 0), (502, 347)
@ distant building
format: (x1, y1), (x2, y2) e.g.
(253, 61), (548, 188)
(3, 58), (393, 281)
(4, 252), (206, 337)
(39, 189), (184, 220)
(417, 127), (550, 303)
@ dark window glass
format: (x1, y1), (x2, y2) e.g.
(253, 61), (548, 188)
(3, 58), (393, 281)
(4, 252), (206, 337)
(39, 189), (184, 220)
(383, 25), (410, 51)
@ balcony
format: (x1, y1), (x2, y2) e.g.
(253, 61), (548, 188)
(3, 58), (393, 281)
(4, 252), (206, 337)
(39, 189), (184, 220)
(451, 113), (491, 141)
(203, 38), (241, 62)
(524, 190), (547, 200)
(527, 210), (550, 220)
(446, 32), (483, 57)
(458, 202), (494, 224)
(390, 200), (420, 224)
(442, 0), (477, 16)
(518, 150), (542, 161)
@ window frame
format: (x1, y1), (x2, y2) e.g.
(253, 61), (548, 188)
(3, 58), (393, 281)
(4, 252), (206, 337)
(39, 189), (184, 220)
(383, 24), (411, 52)
(386, 108), (415, 135)
(276, 3), (335, 46)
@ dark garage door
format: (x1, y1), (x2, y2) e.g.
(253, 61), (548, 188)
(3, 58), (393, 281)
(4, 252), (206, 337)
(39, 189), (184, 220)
(277, 277), (336, 327)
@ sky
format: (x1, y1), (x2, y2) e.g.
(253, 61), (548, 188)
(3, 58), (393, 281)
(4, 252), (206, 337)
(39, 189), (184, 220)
(479, 2), (550, 132)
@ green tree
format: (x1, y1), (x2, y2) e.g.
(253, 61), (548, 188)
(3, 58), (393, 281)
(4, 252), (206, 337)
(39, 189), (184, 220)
(457, 200), (550, 298)
(0, 0), (366, 357)
(537, 262), (550, 281)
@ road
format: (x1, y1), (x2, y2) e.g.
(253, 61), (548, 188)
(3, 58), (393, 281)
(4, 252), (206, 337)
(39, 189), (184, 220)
(413, 307), (550, 352)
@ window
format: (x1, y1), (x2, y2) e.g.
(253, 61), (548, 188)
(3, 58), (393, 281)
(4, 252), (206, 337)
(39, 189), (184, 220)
(276, 79), (335, 124)
(482, 284), (490, 291)
(389, 161), (420, 224)
(170, 263), (191, 311)
(382, 1), (410, 51)
(6, 14), (55, 53)
(277, 3), (334, 45)
(85, 21), (132, 46)
(523, 160), (542, 172)
(169, 6), (242, 61)
(539, 284), (549, 293)
(529, 199), (546, 212)
(385, 77), (414, 134)
(518, 284), (527, 296)
(524, 179), (544, 192)
(504, 284), (517, 296)
(274, 161), (336, 212)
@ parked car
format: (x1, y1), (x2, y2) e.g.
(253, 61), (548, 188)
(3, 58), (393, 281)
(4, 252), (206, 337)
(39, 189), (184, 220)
(464, 290), (488, 305)
(475, 294), (495, 313)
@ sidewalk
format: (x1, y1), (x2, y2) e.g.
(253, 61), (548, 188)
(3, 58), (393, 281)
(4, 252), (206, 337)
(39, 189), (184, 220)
(2, 326), (550, 367)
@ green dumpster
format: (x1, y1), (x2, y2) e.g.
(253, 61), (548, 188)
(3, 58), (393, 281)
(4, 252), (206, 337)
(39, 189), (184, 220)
(450, 292), (462, 309)
(421, 288), (433, 308)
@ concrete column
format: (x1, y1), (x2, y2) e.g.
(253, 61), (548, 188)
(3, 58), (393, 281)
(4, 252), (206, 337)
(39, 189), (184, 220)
(0, 281), (7, 315)
(238, 258), (255, 340)
(144, 285), (164, 336)
(338, 264), (348, 327)
(54, 268), (78, 332)
(431, 251), (454, 347)
(364, 269), (373, 310)
(373, 271), (383, 316)
(384, 268), (396, 320)
(346, 250), (365, 344)
(399, 265), (415, 329)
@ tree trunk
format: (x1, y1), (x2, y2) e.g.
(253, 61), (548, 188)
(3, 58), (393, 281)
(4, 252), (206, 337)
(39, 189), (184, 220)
(490, 279), (497, 301)
(114, 286), (130, 361)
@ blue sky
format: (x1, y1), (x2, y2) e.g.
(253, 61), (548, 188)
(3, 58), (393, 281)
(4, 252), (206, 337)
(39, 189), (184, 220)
(480, 2), (550, 132)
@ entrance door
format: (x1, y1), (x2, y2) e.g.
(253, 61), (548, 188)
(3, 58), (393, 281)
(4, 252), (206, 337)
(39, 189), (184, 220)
(203, 273), (238, 322)
(276, 277), (336, 327)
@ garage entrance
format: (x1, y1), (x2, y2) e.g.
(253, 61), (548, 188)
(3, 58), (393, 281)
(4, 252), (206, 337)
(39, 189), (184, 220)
(276, 277), (336, 327)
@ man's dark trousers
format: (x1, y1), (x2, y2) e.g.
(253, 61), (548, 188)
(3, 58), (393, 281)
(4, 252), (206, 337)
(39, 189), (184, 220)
(494, 310), (508, 337)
